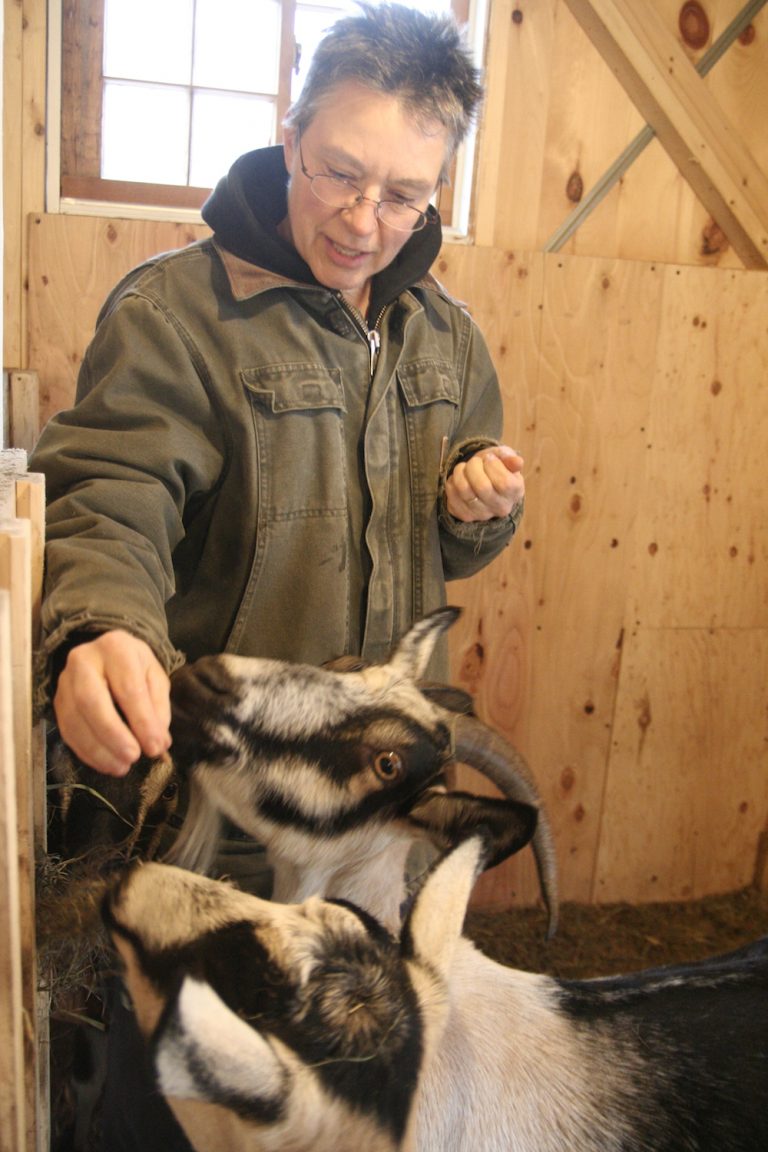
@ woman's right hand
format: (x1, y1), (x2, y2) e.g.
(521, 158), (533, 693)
(53, 630), (172, 776)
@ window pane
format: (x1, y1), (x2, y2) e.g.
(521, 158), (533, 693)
(189, 91), (276, 187)
(103, 0), (193, 85)
(292, 2), (353, 102)
(102, 82), (191, 184)
(194, 0), (281, 94)
(291, 0), (454, 103)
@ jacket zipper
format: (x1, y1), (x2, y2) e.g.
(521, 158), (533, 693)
(367, 328), (381, 376)
(339, 295), (385, 378)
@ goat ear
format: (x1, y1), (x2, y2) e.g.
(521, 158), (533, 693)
(156, 976), (287, 1113)
(388, 607), (461, 681)
(406, 791), (538, 870)
(416, 682), (475, 715)
(401, 836), (485, 976)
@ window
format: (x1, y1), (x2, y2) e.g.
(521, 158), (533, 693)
(54, 0), (481, 231)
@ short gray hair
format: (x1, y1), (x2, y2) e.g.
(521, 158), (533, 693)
(283, 3), (483, 173)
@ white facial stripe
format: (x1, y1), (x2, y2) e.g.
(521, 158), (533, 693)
(219, 657), (372, 739)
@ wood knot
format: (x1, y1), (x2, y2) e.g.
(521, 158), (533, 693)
(636, 694), (652, 732)
(560, 766), (576, 792)
(512, 7), (523, 24)
(678, 2), (709, 49)
(566, 170), (584, 203)
(701, 218), (728, 258)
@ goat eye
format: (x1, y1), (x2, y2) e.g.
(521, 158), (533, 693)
(373, 751), (403, 782)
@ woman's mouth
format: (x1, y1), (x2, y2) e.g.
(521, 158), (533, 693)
(327, 237), (369, 264)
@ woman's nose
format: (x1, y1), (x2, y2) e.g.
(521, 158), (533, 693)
(341, 196), (379, 233)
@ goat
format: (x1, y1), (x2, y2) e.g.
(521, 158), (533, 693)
(167, 606), (558, 935)
(105, 826), (768, 1152)
(48, 737), (180, 863)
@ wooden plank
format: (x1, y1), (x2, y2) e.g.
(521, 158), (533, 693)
(438, 248), (768, 910)
(0, 452), (46, 1151)
(595, 626), (768, 902)
(8, 372), (40, 455)
(562, 0), (768, 267)
(0, 451), (28, 519)
(545, 0), (768, 258)
(0, 586), (26, 1152)
(3, 0), (25, 370)
(535, 0), (645, 255)
(13, 474), (48, 1152)
(437, 245), (547, 908)
(512, 253), (660, 904)
(628, 263), (768, 630)
(15, 474), (46, 849)
(27, 213), (210, 422)
(473, 0), (557, 247)
(594, 256), (768, 902)
(0, 521), (38, 1152)
(438, 248), (662, 907)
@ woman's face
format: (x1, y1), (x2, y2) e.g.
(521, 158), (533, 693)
(280, 81), (448, 316)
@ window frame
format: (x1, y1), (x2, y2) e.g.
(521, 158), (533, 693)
(46, 0), (486, 235)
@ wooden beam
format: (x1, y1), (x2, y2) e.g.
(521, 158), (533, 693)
(8, 372), (41, 456)
(562, 0), (768, 269)
(0, 586), (27, 1152)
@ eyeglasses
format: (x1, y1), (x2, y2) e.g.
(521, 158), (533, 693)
(297, 136), (438, 233)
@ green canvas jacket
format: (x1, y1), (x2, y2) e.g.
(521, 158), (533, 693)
(31, 147), (521, 697)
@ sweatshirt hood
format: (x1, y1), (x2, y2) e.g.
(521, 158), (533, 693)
(202, 146), (443, 317)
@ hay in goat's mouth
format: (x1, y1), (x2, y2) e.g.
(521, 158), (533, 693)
(36, 850), (126, 1009)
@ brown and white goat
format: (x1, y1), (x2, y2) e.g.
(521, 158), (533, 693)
(105, 828), (768, 1152)
(167, 606), (558, 934)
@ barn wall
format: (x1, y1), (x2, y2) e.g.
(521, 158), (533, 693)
(5, 0), (768, 910)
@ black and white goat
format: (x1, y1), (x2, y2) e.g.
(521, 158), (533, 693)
(105, 826), (768, 1152)
(167, 606), (558, 935)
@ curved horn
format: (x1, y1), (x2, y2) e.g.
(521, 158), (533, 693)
(451, 713), (559, 938)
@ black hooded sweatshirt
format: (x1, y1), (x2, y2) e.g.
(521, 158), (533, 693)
(200, 145), (444, 321)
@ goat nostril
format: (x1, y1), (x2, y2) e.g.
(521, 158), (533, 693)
(373, 750), (404, 782)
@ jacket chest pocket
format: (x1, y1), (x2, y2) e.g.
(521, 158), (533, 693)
(397, 359), (461, 490)
(242, 363), (347, 517)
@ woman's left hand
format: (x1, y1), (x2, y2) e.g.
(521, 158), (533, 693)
(445, 444), (525, 523)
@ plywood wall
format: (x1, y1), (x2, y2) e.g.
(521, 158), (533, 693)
(437, 247), (768, 907)
(26, 214), (768, 909)
(474, 0), (768, 265)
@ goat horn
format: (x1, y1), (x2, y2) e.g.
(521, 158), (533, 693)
(450, 713), (559, 938)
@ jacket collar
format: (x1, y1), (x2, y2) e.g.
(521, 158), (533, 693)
(215, 241), (445, 311)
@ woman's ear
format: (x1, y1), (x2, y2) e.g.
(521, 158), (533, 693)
(282, 126), (297, 173)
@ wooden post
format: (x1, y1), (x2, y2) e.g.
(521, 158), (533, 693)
(0, 586), (27, 1152)
(7, 373), (41, 457)
(15, 472), (48, 1152)
(0, 449), (48, 1152)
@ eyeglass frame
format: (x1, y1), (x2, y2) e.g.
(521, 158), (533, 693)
(296, 133), (440, 233)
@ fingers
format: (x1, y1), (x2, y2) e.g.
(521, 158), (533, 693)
(491, 445), (525, 472)
(445, 445), (525, 522)
(53, 631), (171, 777)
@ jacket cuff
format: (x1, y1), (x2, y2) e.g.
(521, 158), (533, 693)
(33, 615), (185, 721)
